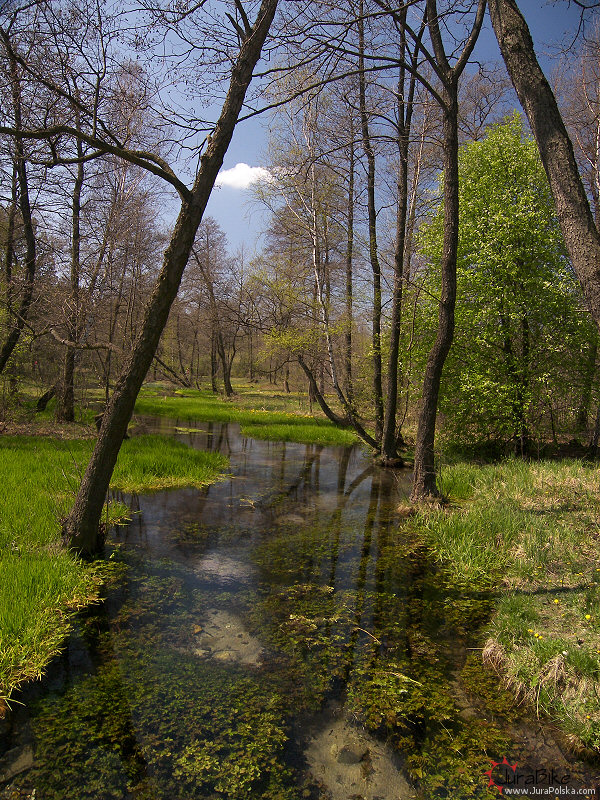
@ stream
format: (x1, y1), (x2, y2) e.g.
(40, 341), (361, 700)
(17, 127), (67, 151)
(1, 419), (599, 799)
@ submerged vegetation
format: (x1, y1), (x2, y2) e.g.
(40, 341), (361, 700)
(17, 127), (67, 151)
(0, 434), (227, 704)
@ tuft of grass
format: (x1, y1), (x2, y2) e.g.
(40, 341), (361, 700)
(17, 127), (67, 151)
(0, 551), (102, 700)
(0, 433), (227, 703)
(111, 435), (229, 492)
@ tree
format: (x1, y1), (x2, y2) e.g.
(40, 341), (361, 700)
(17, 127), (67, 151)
(0, 0), (279, 555)
(488, 0), (600, 332)
(419, 114), (588, 449)
(187, 218), (240, 396)
(0, 29), (37, 375)
(408, 0), (486, 501)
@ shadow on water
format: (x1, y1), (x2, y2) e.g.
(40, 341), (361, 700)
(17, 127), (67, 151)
(2, 419), (599, 799)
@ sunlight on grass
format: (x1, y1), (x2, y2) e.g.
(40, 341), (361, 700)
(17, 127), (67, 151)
(415, 458), (600, 751)
(135, 385), (360, 447)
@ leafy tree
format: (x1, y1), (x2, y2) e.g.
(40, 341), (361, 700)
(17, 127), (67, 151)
(419, 114), (591, 449)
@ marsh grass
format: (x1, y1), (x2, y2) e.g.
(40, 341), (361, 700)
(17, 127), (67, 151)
(414, 457), (600, 751)
(111, 435), (229, 492)
(0, 434), (227, 702)
(134, 384), (360, 447)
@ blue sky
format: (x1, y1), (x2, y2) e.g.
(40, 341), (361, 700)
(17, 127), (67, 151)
(205, 0), (591, 254)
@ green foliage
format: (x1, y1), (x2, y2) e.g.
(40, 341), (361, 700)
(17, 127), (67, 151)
(419, 114), (594, 445)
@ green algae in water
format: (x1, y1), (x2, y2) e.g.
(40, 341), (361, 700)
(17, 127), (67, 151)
(11, 428), (593, 800)
(22, 648), (299, 799)
(17, 597), (302, 800)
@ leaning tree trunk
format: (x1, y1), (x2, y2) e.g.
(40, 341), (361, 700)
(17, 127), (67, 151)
(62, 0), (279, 556)
(488, 0), (600, 331)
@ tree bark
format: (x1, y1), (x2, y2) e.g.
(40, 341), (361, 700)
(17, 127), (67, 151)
(57, 137), (84, 423)
(488, 0), (600, 330)
(411, 0), (485, 501)
(358, 1), (384, 444)
(344, 114), (354, 405)
(381, 28), (417, 466)
(577, 334), (597, 432)
(62, 0), (279, 556)
(411, 93), (459, 500)
(0, 47), (36, 374)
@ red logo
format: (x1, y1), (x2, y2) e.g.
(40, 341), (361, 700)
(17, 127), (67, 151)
(485, 757), (518, 794)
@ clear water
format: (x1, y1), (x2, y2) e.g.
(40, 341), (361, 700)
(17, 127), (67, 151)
(2, 421), (598, 799)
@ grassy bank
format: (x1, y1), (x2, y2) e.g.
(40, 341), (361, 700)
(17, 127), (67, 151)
(134, 384), (360, 447)
(0, 434), (227, 705)
(410, 458), (600, 753)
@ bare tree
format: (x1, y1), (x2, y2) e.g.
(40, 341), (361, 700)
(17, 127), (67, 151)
(0, 0), (279, 554)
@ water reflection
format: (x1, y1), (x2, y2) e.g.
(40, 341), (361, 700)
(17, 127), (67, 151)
(4, 421), (595, 799)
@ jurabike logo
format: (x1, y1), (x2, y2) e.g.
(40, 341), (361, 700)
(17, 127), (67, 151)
(486, 757), (518, 794)
(485, 759), (597, 796)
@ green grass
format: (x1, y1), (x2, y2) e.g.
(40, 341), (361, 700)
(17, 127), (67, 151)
(0, 434), (227, 703)
(410, 458), (600, 751)
(134, 385), (360, 447)
(112, 435), (229, 492)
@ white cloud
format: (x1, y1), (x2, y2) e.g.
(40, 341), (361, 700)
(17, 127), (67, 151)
(215, 163), (273, 190)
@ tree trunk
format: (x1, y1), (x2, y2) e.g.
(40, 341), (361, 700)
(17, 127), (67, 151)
(344, 115), (355, 405)
(382, 42), (415, 466)
(577, 334), (597, 432)
(410, 0), (484, 501)
(210, 332), (218, 393)
(358, 1), (384, 445)
(36, 385), (56, 412)
(216, 330), (234, 396)
(411, 93), (459, 501)
(588, 399), (600, 458)
(62, 0), (279, 556)
(56, 347), (76, 422)
(57, 137), (84, 423)
(0, 49), (36, 374)
(488, 0), (600, 330)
